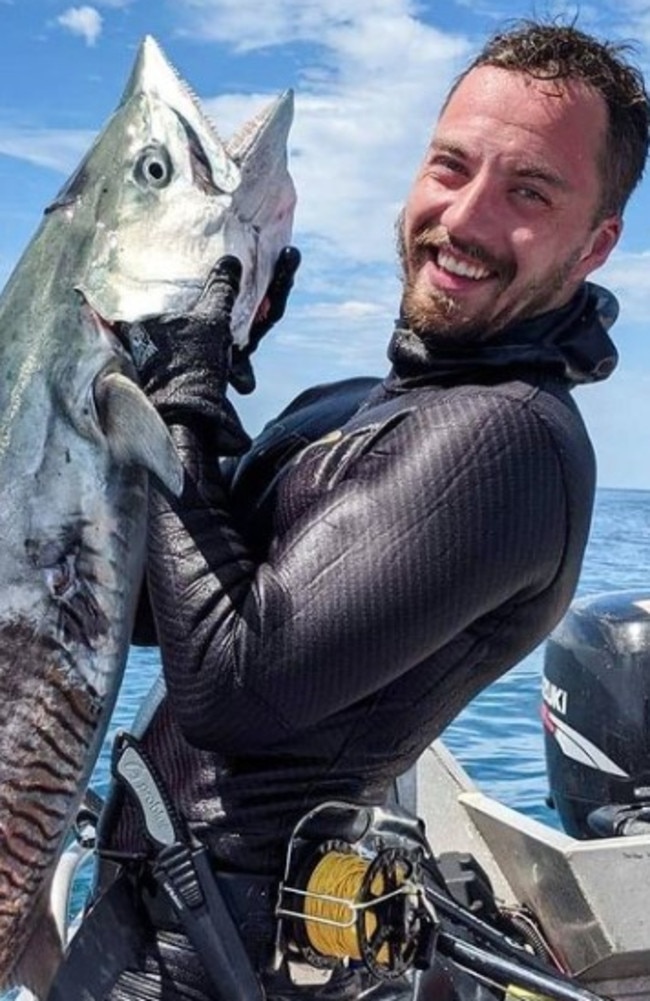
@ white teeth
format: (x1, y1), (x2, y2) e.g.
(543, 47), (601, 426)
(438, 250), (490, 280)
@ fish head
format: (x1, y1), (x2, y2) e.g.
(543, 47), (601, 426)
(56, 36), (296, 348)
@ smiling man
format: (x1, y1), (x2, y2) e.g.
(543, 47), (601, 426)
(400, 66), (622, 340)
(49, 19), (650, 1001)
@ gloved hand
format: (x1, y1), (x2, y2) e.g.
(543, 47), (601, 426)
(127, 255), (250, 455)
(229, 245), (301, 395)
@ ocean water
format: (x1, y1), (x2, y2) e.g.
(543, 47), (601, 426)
(93, 486), (650, 828)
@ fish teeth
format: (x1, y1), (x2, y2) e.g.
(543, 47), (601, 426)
(226, 90), (293, 162)
(182, 79), (226, 144)
(149, 36), (227, 146)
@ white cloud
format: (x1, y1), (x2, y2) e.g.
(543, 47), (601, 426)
(176, 0), (421, 51)
(453, 0), (599, 21)
(200, 5), (472, 264)
(606, 0), (650, 60)
(0, 128), (94, 172)
(451, 0), (650, 80)
(580, 245), (650, 488)
(57, 6), (103, 46)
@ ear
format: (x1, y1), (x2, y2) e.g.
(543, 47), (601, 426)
(574, 214), (622, 279)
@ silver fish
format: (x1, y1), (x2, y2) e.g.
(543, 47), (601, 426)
(0, 36), (295, 996)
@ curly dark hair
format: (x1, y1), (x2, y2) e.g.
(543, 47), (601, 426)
(448, 20), (650, 218)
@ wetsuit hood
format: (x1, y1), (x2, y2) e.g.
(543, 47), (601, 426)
(387, 281), (619, 388)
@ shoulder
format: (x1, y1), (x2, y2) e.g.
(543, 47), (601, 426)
(409, 378), (592, 454)
(353, 378), (595, 498)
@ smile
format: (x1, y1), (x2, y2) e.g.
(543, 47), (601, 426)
(437, 249), (493, 281)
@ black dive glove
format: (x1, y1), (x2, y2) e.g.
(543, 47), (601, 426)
(128, 255), (250, 456)
(229, 245), (301, 395)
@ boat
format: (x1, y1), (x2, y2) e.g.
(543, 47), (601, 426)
(407, 588), (650, 1001)
(15, 589), (650, 1000)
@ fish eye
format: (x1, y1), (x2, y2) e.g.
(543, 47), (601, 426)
(135, 145), (173, 188)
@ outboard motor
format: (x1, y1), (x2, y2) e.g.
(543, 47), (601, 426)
(543, 590), (650, 839)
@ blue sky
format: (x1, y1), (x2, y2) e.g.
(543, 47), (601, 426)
(1, 0), (650, 487)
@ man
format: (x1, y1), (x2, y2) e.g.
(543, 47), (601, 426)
(48, 18), (649, 1001)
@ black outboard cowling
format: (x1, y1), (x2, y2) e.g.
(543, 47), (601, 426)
(543, 590), (650, 839)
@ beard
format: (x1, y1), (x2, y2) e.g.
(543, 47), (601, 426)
(395, 212), (582, 343)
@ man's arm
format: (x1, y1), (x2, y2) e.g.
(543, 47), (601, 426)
(146, 393), (568, 754)
(129, 249), (300, 646)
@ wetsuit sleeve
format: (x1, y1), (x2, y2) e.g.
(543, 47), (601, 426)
(146, 394), (571, 754)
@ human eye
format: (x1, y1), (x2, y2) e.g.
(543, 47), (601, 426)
(512, 184), (551, 207)
(427, 151), (468, 183)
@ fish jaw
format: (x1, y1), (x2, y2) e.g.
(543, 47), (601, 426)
(226, 89), (297, 343)
(60, 37), (296, 347)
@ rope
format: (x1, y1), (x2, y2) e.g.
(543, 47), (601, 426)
(303, 851), (396, 961)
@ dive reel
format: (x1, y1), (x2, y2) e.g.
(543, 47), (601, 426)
(275, 801), (436, 983)
(274, 802), (613, 1001)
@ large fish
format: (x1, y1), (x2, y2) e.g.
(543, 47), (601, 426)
(0, 36), (295, 997)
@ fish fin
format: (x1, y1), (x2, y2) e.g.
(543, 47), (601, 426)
(94, 372), (184, 496)
(12, 899), (63, 999)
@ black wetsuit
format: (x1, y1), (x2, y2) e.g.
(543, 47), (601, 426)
(50, 282), (618, 1000)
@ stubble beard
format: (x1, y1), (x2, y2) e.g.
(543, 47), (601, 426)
(401, 272), (481, 341)
(395, 214), (582, 343)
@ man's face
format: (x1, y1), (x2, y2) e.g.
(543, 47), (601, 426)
(400, 65), (621, 340)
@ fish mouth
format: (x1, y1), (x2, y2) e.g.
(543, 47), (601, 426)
(77, 276), (205, 321)
(75, 289), (132, 355)
(74, 280), (210, 354)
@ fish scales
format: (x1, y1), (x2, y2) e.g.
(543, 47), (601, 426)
(0, 35), (295, 997)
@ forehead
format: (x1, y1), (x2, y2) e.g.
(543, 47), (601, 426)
(434, 65), (608, 179)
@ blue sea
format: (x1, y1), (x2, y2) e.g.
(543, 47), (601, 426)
(91, 486), (650, 830)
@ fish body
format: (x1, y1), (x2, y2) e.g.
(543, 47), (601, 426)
(0, 37), (295, 995)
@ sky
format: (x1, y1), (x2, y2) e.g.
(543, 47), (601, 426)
(1, 1), (650, 488)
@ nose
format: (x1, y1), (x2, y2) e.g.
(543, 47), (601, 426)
(439, 170), (501, 245)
